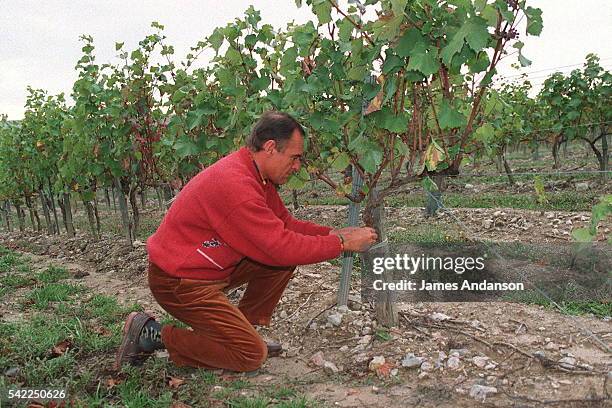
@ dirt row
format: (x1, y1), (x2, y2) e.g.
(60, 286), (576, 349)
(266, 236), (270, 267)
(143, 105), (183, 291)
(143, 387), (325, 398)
(1, 206), (610, 407)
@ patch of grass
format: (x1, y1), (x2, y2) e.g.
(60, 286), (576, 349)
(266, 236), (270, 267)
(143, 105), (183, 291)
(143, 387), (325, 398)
(160, 315), (189, 329)
(198, 369), (219, 385)
(388, 225), (464, 244)
(506, 290), (611, 318)
(83, 294), (126, 324)
(227, 395), (271, 408)
(328, 257), (342, 267)
(116, 374), (174, 407)
(37, 265), (70, 283)
(20, 352), (77, 388)
(301, 190), (598, 212)
(0, 273), (34, 288)
(136, 216), (163, 240)
(226, 388), (316, 408)
(271, 387), (298, 400)
(228, 379), (252, 390)
(386, 190), (598, 212)
(27, 282), (83, 309)
(4, 314), (77, 361)
(0, 245), (13, 256)
(0, 252), (22, 273)
(374, 328), (392, 342)
(560, 301), (612, 317)
(17, 263), (32, 273)
(302, 196), (349, 206)
(275, 396), (315, 408)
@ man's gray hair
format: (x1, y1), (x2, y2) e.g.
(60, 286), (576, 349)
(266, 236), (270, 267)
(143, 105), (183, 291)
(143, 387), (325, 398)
(246, 111), (305, 152)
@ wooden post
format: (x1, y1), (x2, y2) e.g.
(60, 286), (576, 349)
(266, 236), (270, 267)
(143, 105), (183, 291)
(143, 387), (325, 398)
(48, 180), (60, 235)
(337, 166), (363, 307)
(104, 188), (112, 208)
(1, 201), (11, 232)
(114, 177), (134, 247)
(155, 186), (164, 210)
(15, 203), (25, 232)
(162, 183), (174, 209)
(363, 188), (398, 327)
(39, 189), (53, 234)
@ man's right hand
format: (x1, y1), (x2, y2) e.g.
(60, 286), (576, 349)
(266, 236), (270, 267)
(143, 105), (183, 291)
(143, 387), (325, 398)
(339, 227), (378, 252)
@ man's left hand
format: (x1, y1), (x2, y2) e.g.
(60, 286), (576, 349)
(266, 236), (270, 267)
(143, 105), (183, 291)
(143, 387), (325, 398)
(330, 227), (362, 236)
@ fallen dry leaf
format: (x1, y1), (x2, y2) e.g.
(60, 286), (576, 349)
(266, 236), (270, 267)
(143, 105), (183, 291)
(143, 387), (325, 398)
(168, 376), (186, 389)
(220, 374), (237, 382)
(106, 377), (122, 389)
(170, 402), (192, 408)
(51, 339), (72, 357)
(376, 361), (395, 378)
(92, 325), (111, 336)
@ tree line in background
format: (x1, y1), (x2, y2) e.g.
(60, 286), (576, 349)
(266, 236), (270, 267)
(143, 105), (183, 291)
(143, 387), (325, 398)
(2, 0), (612, 325)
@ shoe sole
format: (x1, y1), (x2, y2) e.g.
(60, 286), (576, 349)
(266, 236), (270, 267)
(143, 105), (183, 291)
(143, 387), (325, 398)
(114, 312), (152, 370)
(266, 343), (282, 357)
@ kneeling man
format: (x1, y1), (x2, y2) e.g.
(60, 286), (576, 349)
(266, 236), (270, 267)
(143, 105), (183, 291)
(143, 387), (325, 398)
(115, 111), (376, 372)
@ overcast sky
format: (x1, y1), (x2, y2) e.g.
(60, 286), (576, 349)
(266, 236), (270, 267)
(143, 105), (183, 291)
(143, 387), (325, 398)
(1, 1), (611, 119)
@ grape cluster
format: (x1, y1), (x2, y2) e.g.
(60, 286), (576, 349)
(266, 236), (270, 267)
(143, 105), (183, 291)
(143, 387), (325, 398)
(506, 0), (519, 9)
(499, 28), (519, 40)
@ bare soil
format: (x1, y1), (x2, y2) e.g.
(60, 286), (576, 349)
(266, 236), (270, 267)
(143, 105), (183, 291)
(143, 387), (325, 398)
(1, 205), (610, 407)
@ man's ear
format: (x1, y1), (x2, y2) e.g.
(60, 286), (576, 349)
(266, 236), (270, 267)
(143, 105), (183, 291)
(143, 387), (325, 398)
(262, 139), (276, 154)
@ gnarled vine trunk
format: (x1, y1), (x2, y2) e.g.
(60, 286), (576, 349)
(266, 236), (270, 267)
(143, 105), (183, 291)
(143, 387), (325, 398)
(15, 203), (26, 232)
(1, 201), (12, 232)
(502, 147), (515, 186)
(83, 198), (100, 240)
(24, 193), (41, 232)
(58, 192), (75, 237)
(363, 188), (398, 327)
(39, 188), (53, 234)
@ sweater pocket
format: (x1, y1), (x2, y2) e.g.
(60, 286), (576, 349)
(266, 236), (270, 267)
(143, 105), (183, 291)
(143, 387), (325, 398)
(181, 238), (244, 272)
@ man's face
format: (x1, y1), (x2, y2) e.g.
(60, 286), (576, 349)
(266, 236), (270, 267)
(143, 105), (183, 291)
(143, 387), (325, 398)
(267, 129), (304, 185)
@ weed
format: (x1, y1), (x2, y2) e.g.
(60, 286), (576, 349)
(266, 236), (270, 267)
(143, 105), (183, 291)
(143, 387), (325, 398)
(374, 328), (392, 342)
(37, 265), (70, 283)
(0, 273), (34, 288)
(275, 396), (316, 408)
(116, 374), (174, 407)
(198, 370), (219, 385)
(0, 252), (22, 273)
(227, 395), (271, 408)
(27, 282), (82, 309)
(388, 225), (463, 245)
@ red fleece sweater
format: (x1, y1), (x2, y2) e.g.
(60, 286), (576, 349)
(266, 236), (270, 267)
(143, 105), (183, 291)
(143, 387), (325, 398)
(147, 147), (343, 280)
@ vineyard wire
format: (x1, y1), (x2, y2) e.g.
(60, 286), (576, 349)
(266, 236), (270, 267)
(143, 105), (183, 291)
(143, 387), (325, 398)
(496, 58), (612, 79)
(422, 189), (611, 354)
(450, 170), (612, 178)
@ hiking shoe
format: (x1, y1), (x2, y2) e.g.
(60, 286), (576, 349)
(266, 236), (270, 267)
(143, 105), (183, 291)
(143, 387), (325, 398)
(114, 312), (163, 370)
(265, 340), (282, 357)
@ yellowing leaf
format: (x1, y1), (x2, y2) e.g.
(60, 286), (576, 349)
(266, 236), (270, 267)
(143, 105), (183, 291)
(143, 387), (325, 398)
(424, 140), (446, 171)
(364, 75), (385, 115)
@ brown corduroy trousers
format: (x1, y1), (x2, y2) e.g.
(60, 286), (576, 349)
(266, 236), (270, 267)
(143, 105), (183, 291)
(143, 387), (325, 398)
(148, 259), (294, 372)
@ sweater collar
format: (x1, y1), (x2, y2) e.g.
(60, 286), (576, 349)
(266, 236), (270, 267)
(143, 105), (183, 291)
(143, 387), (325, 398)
(240, 147), (268, 186)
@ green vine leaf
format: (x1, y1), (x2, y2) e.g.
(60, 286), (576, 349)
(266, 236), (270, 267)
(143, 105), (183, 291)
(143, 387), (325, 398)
(438, 100), (467, 130)
(525, 6), (543, 36)
(406, 47), (440, 76)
